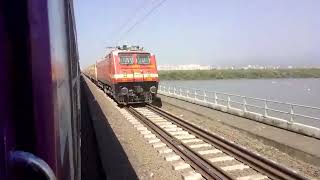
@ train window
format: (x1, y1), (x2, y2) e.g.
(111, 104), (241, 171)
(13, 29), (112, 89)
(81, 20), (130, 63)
(119, 56), (134, 65)
(137, 55), (150, 64)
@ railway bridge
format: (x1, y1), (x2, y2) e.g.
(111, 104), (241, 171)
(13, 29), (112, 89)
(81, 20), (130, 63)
(81, 75), (320, 180)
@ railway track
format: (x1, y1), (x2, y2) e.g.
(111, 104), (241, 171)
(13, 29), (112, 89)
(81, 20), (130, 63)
(124, 104), (308, 180)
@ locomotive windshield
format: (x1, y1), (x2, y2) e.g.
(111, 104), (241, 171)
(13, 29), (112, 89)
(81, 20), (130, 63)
(137, 55), (150, 64)
(119, 56), (134, 65)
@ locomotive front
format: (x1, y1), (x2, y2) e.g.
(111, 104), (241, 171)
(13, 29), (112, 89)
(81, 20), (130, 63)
(98, 46), (159, 104)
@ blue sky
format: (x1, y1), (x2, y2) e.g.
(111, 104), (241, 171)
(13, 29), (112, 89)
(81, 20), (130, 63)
(74, 0), (320, 68)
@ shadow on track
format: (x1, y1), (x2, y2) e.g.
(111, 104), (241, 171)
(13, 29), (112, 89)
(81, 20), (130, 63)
(81, 79), (106, 180)
(81, 77), (138, 180)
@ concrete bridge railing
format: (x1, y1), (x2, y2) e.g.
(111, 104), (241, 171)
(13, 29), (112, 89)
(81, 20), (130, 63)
(158, 84), (320, 139)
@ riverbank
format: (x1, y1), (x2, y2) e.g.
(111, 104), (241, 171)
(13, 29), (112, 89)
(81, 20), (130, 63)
(159, 68), (320, 80)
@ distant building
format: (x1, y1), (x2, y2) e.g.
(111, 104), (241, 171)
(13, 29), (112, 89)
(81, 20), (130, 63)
(158, 64), (305, 70)
(158, 64), (211, 70)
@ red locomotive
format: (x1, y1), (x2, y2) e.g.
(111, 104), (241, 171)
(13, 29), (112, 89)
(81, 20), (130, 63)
(84, 45), (160, 105)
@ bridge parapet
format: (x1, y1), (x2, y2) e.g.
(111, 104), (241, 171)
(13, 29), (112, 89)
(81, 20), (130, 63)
(158, 84), (320, 139)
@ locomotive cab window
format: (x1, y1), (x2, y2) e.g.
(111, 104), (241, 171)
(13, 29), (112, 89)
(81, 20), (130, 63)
(119, 56), (134, 65)
(137, 55), (150, 64)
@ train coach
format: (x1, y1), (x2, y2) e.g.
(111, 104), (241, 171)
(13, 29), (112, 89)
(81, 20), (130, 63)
(84, 45), (160, 105)
(83, 64), (97, 82)
(1, 0), (81, 179)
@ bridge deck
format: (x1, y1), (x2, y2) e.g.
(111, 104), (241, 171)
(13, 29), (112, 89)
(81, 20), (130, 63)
(159, 94), (320, 167)
(82, 76), (184, 179)
(81, 75), (319, 179)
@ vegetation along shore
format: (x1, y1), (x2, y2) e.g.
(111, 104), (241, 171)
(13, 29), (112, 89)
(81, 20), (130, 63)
(159, 68), (320, 80)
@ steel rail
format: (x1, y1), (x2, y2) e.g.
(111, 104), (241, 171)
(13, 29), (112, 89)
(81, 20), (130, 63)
(146, 104), (309, 180)
(126, 106), (234, 180)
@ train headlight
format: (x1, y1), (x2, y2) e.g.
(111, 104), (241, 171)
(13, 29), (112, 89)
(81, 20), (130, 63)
(120, 87), (128, 95)
(150, 86), (157, 94)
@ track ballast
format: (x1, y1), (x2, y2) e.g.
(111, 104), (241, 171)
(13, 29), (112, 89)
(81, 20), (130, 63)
(125, 104), (308, 180)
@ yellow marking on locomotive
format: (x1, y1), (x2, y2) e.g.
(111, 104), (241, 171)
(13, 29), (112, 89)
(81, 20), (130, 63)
(112, 73), (158, 79)
(133, 72), (143, 78)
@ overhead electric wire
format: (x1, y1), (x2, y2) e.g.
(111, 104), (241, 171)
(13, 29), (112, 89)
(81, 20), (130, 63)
(109, 0), (149, 40)
(115, 0), (168, 44)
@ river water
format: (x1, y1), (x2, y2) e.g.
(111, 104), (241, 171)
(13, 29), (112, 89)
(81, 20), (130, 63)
(160, 78), (320, 127)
